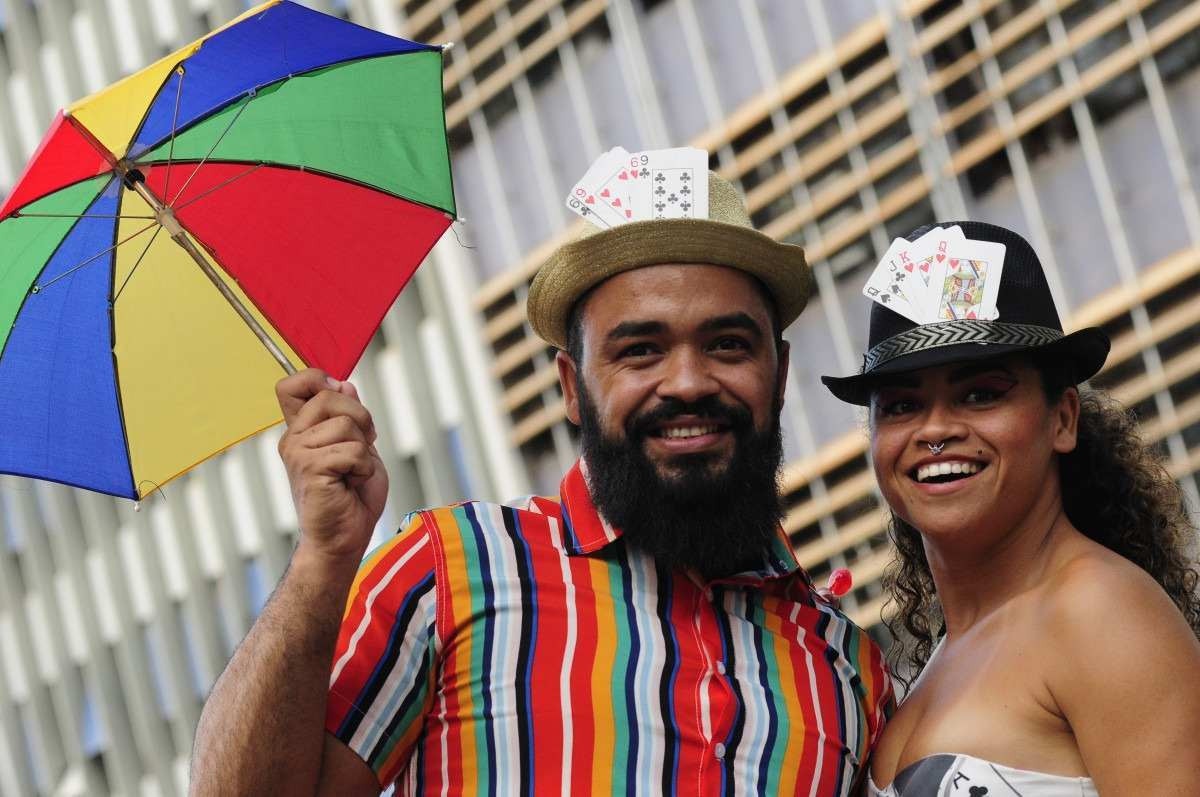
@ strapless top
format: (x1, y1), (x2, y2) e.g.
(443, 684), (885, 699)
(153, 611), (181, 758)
(867, 752), (1098, 796)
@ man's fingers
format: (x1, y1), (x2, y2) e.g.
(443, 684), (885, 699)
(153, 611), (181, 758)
(296, 415), (368, 450)
(290, 392), (375, 440)
(276, 368), (334, 425)
(306, 442), (377, 480)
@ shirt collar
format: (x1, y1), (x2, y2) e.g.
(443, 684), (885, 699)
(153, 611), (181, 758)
(557, 459), (804, 583)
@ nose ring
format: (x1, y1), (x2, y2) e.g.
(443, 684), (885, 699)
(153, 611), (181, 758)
(927, 441), (945, 456)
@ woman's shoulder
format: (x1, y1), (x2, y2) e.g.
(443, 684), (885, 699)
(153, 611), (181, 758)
(1033, 536), (1200, 690)
(1038, 539), (1177, 631)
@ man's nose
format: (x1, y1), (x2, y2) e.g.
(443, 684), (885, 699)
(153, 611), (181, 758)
(656, 348), (719, 403)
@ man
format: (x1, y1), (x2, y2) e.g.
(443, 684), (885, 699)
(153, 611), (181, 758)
(190, 165), (892, 796)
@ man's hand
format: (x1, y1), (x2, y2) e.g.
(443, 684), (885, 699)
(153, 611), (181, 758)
(276, 368), (389, 565)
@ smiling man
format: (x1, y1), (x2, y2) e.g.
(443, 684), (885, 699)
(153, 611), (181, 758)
(191, 164), (893, 796)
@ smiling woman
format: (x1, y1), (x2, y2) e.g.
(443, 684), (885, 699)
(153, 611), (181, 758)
(822, 221), (1200, 797)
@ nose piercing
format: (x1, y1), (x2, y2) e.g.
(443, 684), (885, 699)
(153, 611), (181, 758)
(927, 441), (945, 456)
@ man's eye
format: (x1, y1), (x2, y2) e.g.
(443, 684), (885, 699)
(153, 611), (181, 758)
(619, 342), (657, 358)
(711, 336), (749, 352)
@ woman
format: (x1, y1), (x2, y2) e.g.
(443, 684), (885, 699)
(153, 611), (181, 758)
(822, 222), (1200, 795)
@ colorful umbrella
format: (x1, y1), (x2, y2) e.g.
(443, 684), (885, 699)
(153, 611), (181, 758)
(0, 0), (454, 500)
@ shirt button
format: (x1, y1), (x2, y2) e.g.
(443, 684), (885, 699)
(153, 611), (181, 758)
(716, 661), (727, 675)
(714, 743), (726, 760)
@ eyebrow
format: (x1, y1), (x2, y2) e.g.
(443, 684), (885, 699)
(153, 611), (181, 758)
(606, 320), (665, 342)
(605, 313), (764, 343)
(946, 362), (1018, 383)
(699, 312), (764, 339)
(871, 362), (1017, 392)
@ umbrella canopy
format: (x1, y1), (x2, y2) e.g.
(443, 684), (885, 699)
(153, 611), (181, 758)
(0, 0), (455, 500)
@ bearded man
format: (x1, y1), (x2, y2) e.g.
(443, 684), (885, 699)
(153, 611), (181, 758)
(190, 168), (892, 796)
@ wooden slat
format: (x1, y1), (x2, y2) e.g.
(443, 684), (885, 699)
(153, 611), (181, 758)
(742, 93), (910, 216)
(936, 0), (1146, 141)
(1103, 292), (1200, 373)
(483, 302), (527, 343)
(764, 173), (931, 259)
(911, 0), (1004, 57)
(692, 17), (889, 161)
(1069, 247), (1200, 329)
(443, 0), (561, 90)
(726, 55), (898, 191)
(502, 365), (561, 413)
(1140, 393), (1200, 446)
(783, 470), (877, 534)
(1166, 445), (1200, 480)
(947, 0), (1199, 177)
(781, 430), (869, 493)
(1111, 344), (1200, 408)
(510, 397), (567, 444)
(923, 0), (1081, 96)
(849, 592), (889, 629)
(492, 335), (552, 379)
(402, 0), (455, 40)
(446, 0), (608, 129)
(794, 509), (887, 569)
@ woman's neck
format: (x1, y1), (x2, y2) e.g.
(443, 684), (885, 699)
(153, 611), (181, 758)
(925, 491), (1077, 634)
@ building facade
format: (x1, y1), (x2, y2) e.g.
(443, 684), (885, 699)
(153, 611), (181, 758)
(1, 0), (1198, 794)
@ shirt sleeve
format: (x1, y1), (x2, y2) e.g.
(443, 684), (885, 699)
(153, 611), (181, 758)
(325, 512), (440, 788)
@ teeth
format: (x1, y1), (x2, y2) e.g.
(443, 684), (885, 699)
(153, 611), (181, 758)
(916, 461), (981, 482)
(662, 425), (720, 439)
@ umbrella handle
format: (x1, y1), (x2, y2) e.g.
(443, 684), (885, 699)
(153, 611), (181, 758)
(125, 175), (297, 375)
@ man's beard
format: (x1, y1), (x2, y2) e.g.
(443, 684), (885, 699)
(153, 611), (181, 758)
(577, 383), (785, 579)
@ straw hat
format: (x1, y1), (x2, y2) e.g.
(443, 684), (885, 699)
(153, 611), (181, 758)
(821, 221), (1110, 405)
(527, 172), (812, 350)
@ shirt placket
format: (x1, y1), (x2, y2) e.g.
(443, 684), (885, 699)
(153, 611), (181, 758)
(687, 574), (736, 793)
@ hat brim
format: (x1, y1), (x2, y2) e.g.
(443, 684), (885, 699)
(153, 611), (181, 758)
(528, 218), (810, 350)
(820, 326), (1111, 405)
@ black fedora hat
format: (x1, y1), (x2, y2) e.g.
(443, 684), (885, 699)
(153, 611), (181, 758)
(821, 221), (1110, 406)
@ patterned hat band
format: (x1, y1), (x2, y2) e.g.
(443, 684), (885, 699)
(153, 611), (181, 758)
(863, 320), (1064, 372)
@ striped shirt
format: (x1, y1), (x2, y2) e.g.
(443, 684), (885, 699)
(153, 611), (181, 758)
(326, 460), (893, 795)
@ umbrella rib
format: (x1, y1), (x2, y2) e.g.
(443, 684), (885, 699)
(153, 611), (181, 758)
(112, 225), (163, 303)
(34, 220), (160, 292)
(13, 212), (156, 220)
(173, 163), (264, 211)
(161, 66), (187, 203)
(167, 94), (255, 207)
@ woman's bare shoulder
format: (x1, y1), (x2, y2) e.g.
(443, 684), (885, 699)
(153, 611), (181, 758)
(1036, 537), (1199, 679)
(1041, 537), (1175, 623)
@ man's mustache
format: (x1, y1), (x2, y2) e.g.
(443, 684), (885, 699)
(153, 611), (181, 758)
(626, 396), (753, 440)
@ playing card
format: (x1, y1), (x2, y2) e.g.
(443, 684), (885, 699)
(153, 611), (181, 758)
(897, 226), (965, 316)
(862, 237), (924, 324)
(926, 238), (1006, 321)
(565, 147), (628, 228)
(592, 154), (644, 225)
(630, 147), (708, 220)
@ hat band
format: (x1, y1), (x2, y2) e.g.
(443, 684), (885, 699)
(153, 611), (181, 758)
(864, 320), (1064, 372)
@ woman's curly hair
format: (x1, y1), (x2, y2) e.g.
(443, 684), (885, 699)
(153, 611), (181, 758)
(882, 365), (1200, 683)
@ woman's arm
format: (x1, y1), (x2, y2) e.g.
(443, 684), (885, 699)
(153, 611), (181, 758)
(1046, 554), (1200, 795)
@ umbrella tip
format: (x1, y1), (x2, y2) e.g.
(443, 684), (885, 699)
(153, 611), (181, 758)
(440, 41), (455, 51)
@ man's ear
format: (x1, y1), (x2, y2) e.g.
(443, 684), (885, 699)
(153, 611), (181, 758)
(1052, 385), (1081, 454)
(557, 350), (582, 426)
(775, 339), (790, 410)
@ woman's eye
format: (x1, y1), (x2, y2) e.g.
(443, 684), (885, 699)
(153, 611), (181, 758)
(874, 397), (917, 417)
(962, 386), (1007, 404)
